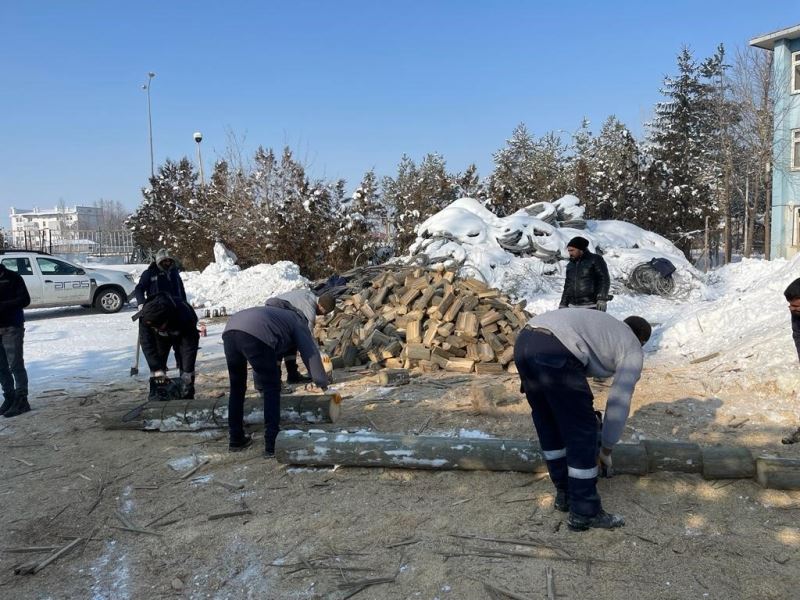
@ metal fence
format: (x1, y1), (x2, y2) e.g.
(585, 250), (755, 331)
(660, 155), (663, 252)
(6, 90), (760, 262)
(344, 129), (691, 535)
(11, 229), (136, 259)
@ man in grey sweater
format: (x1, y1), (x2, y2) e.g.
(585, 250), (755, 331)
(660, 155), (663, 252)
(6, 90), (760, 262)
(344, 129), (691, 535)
(223, 301), (329, 457)
(513, 308), (651, 531)
(270, 290), (335, 384)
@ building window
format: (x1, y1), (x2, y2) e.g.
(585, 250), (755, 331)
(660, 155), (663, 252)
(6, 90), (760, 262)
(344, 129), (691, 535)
(793, 129), (800, 171)
(794, 52), (800, 94)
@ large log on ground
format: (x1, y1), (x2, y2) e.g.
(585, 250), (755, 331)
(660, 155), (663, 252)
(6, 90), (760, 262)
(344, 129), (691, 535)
(277, 431), (647, 475)
(701, 446), (754, 479)
(756, 457), (800, 490)
(643, 440), (702, 473)
(102, 393), (342, 431)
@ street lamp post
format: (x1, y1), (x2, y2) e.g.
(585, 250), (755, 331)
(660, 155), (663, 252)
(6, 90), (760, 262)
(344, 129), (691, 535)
(193, 131), (204, 185)
(142, 72), (156, 177)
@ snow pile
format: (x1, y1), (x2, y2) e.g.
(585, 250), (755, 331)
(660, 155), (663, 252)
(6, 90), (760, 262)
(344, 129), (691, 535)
(653, 255), (800, 396)
(408, 196), (699, 300)
(181, 242), (309, 312)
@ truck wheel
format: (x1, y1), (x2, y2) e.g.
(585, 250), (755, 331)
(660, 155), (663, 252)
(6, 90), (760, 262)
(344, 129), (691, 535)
(95, 288), (125, 313)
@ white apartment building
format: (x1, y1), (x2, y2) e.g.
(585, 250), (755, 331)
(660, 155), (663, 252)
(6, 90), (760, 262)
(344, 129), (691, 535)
(9, 205), (102, 246)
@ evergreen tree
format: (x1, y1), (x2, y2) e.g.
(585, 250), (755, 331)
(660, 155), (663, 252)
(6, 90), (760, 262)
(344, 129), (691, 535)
(127, 158), (210, 268)
(644, 46), (731, 256)
(585, 116), (644, 223)
(383, 153), (458, 251)
(489, 124), (570, 215)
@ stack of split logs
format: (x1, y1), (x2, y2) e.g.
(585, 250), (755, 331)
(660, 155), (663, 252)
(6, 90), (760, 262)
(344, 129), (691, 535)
(315, 267), (530, 374)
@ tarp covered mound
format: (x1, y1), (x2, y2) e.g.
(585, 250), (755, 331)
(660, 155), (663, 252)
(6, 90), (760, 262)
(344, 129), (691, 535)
(407, 196), (701, 300)
(182, 242), (309, 312)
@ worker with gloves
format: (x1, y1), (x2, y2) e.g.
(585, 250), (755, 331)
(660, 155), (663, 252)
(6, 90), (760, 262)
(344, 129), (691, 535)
(134, 249), (187, 305)
(135, 292), (200, 400)
(559, 236), (612, 311)
(513, 308), (651, 531)
(223, 300), (329, 458)
(267, 290), (336, 384)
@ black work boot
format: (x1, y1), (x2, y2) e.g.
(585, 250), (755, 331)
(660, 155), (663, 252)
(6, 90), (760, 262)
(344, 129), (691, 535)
(264, 428), (278, 458)
(567, 510), (625, 532)
(554, 489), (569, 513)
(229, 433), (253, 453)
(285, 360), (312, 384)
(0, 392), (15, 416)
(3, 394), (30, 418)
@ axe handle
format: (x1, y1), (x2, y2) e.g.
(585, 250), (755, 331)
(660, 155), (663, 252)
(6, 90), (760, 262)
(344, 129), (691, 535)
(133, 336), (141, 370)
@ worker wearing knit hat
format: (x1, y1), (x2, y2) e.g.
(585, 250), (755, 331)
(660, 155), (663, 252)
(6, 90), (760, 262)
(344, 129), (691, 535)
(559, 236), (611, 311)
(567, 236), (590, 251)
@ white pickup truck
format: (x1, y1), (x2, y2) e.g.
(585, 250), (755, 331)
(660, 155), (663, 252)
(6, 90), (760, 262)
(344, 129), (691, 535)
(0, 250), (137, 313)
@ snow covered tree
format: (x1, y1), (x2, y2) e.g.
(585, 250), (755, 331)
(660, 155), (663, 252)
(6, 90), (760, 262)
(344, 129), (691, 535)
(127, 158), (210, 268)
(584, 116), (644, 223)
(382, 153), (458, 251)
(454, 163), (486, 200)
(489, 123), (570, 215)
(644, 46), (730, 256)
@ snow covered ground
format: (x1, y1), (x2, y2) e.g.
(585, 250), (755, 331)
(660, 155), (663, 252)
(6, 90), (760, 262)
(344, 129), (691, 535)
(22, 306), (227, 394)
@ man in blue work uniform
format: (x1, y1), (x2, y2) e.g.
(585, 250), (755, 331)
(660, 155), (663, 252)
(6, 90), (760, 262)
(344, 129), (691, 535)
(223, 298), (329, 458)
(514, 308), (651, 531)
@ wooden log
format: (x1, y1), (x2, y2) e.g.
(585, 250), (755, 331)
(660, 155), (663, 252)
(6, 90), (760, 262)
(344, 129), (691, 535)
(406, 319), (423, 343)
(756, 457), (800, 490)
(437, 322), (455, 337)
(455, 312), (479, 337)
(277, 430), (548, 472)
(102, 393), (343, 430)
(442, 297), (465, 323)
(433, 292), (455, 320)
(381, 340), (403, 358)
(430, 347), (451, 369)
(445, 358), (475, 373)
(376, 369), (410, 386)
(445, 335), (467, 349)
(384, 358), (404, 369)
(461, 278), (489, 293)
(277, 432), (648, 476)
(423, 321), (441, 347)
(643, 440), (702, 473)
(462, 294), (480, 311)
(399, 288), (422, 308)
(370, 285), (391, 309)
(479, 310), (503, 328)
(498, 347), (515, 366)
(474, 362), (504, 375)
(483, 332), (505, 355)
(406, 343), (431, 361)
(477, 343), (495, 363)
(701, 446), (754, 479)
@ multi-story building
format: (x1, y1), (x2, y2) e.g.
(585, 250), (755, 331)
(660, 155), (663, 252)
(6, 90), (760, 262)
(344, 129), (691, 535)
(9, 205), (102, 247)
(750, 24), (800, 258)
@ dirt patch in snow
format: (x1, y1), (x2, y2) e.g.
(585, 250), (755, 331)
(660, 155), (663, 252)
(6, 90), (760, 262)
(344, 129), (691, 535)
(1, 355), (799, 599)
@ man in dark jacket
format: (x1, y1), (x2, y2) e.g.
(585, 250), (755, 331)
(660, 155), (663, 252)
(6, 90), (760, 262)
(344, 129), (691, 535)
(784, 278), (800, 362)
(134, 249), (187, 305)
(559, 236), (611, 311)
(223, 301), (329, 457)
(0, 263), (32, 418)
(137, 293), (199, 400)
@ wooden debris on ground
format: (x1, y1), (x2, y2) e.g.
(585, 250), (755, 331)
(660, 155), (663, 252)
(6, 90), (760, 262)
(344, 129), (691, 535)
(316, 266), (529, 375)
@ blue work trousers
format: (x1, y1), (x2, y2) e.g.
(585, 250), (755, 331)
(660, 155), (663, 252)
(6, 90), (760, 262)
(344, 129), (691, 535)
(514, 327), (601, 517)
(223, 330), (281, 452)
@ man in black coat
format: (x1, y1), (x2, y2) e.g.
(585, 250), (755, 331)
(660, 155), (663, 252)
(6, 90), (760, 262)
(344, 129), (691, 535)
(134, 249), (187, 305)
(136, 293), (199, 400)
(559, 236), (612, 311)
(784, 277), (800, 362)
(0, 263), (32, 418)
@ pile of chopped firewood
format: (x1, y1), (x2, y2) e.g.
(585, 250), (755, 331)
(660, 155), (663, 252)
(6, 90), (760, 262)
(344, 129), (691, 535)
(315, 267), (530, 374)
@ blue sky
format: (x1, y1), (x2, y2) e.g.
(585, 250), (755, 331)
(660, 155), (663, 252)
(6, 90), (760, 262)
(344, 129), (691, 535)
(0, 1), (794, 225)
